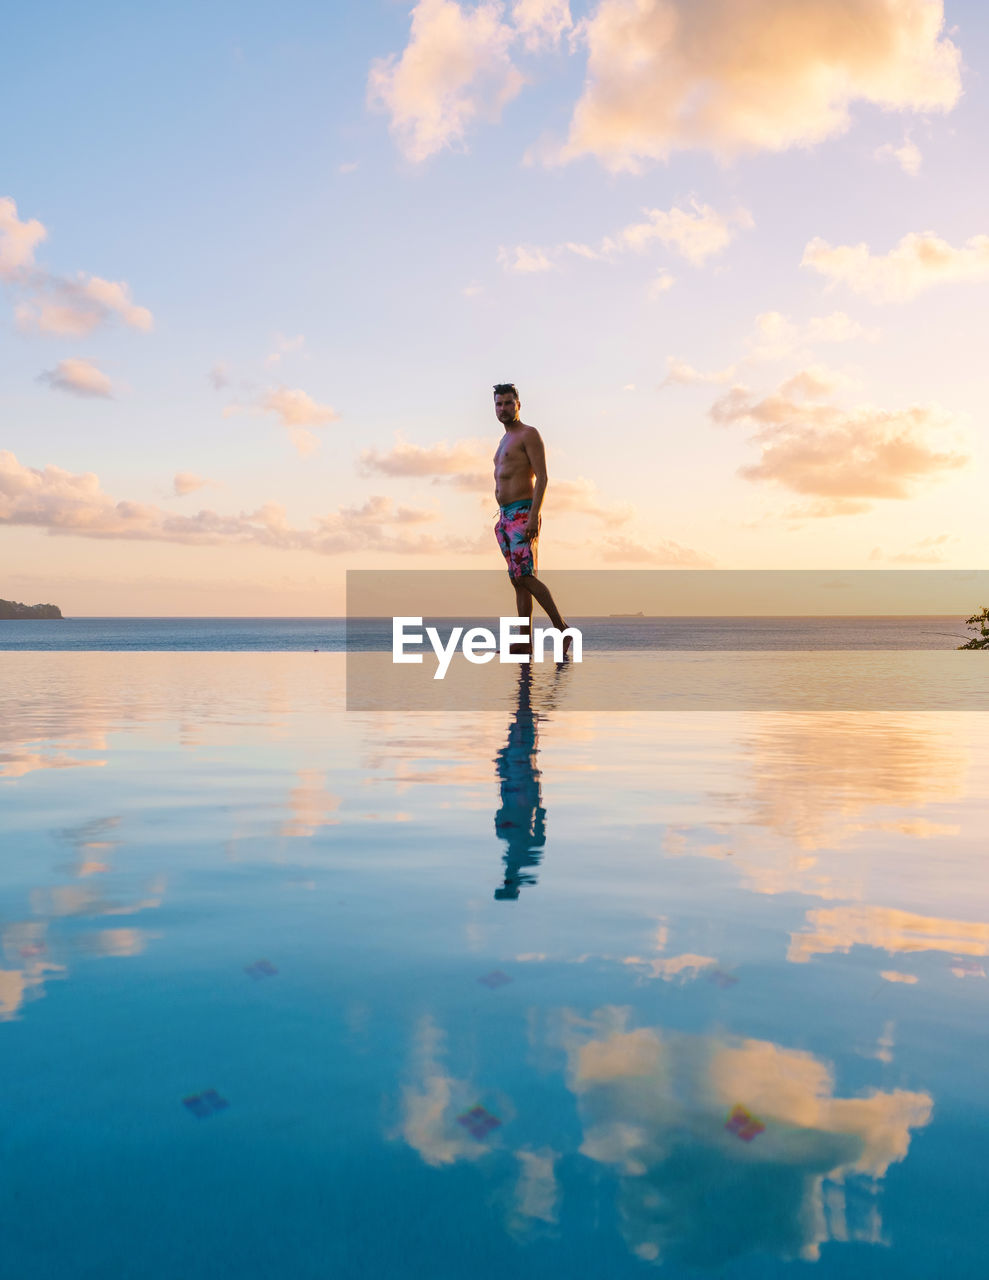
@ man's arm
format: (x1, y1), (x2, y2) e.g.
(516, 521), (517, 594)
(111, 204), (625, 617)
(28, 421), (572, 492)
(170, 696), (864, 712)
(523, 428), (547, 539)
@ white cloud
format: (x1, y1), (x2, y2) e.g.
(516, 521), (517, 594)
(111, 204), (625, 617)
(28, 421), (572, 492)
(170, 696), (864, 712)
(562, 241), (603, 260)
(207, 362), (229, 390)
(802, 231), (989, 302)
(367, 0), (524, 162)
(553, 0), (960, 170)
(1, 202), (152, 335)
(647, 271), (675, 298)
(0, 450), (451, 556)
(661, 356), (736, 387)
(259, 387), (338, 440)
(225, 386), (341, 457)
(0, 197), (47, 277)
(172, 472), (212, 497)
(265, 333), (306, 366)
(360, 434), (490, 485)
(510, 1147), (560, 1231)
(511, 0), (572, 50)
(561, 1011), (932, 1265)
(747, 310), (875, 360)
(15, 273), (152, 336)
(497, 243), (555, 273)
(546, 475), (634, 523)
(399, 1015), (495, 1167)
(609, 200), (753, 265)
(37, 358), (113, 399)
(601, 534), (713, 566)
(710, 371), (968, 513)
(869, 534), (956, 565)
(501, 199), (746, 283)
(876, 135), (922, 176)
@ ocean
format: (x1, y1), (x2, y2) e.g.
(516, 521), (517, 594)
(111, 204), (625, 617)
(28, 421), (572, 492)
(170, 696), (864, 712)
(0, 614), (975, 651)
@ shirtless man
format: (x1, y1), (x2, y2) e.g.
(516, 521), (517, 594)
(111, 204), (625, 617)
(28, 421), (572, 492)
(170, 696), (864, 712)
(491, 382), (570, 651)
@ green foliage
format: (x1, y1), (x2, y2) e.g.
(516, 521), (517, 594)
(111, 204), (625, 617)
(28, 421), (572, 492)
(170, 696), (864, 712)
(957, 606), (989, 650)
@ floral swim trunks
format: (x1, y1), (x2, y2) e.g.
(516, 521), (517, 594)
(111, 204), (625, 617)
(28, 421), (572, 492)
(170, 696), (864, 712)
(494, 499), (539, 582)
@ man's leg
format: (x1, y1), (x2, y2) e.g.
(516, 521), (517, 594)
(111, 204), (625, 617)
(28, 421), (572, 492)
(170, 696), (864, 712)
(510, 579), (533, 655)
(516, 575), (567, 633)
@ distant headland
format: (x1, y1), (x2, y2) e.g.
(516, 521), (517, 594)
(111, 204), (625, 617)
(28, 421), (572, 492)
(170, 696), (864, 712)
(0, 598), (63, 619)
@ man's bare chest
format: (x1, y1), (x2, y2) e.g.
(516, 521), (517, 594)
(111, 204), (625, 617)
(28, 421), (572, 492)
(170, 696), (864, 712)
(494, 437), (528, 469)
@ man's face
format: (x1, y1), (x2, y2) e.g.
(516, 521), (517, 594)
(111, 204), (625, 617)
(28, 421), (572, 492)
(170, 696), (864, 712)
(494, 393), (519, 424)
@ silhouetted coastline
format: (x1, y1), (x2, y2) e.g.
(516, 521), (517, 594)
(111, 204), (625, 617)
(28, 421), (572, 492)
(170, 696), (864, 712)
(0, 598), (63, 619)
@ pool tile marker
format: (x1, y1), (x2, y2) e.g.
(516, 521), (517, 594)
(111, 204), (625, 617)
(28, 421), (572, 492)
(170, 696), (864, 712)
(725, 1104), (765, 1142)
(457, 1105), (501, 1139)
(183, 1090), (230, 1119)
(477, 970), (512, 988)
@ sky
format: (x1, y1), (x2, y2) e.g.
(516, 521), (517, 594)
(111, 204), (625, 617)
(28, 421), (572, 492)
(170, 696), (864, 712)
(1, 0), (987, 615)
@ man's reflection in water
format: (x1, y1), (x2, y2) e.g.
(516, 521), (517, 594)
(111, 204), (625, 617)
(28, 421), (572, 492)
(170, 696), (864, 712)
(494, 663), (569, 900)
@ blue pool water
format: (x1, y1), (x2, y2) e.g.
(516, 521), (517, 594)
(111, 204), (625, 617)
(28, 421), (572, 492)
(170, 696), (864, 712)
(2, 651), (988, 1276)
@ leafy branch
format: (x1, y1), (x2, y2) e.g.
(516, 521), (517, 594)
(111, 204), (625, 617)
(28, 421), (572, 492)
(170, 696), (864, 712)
(957, 606), (989, 650)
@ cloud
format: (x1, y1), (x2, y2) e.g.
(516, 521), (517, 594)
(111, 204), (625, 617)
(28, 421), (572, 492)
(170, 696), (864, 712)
(0, 197), (46, 276)
(0, 450), (455, 556)
(497, 243), (555, 273)
(559, 1010), (932, 1266)
(788, 904), (989, 965)
(875, 135), (922, 176)
(1, 201), (152, 335)
(367, 0), (524, 162)
(709, 370), (967, 513)
(498, 198), (746, 283)
(360, 434), (491, 490)
(207, 362), (229, 390)
(399, 1014), (497, 1167)
(359, 436), (636, 521)
(258, 387), (339, 429)
(869, 533), (956, 564)
(661, 356), (736, 387)
(511, 0), (572, 50)
(279, 770), (341, 838)
(608, 200), (753, 265)
(37, 358), (113, 399)
(552, 0), (960, 170)
(225, 386), (341, 456)
(747, 310), (875, 360)
(265, 333), (306, 366)
(360, 436), (635, 519)
(15, 273), (152, 336)
(600, 534), (714, 566)
(172, 472), (212, 497)
(546, 476), (635, 523)
(647, 271), (675, 298)
(563, 241), (602, 260)
(802, 231), (989, 302)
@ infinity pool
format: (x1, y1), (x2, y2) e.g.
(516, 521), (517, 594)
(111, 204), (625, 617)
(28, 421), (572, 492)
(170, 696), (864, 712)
(2, 653), (987, 1277)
